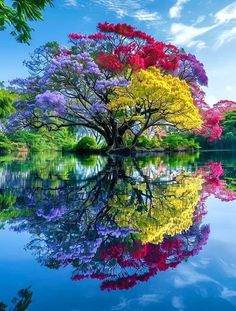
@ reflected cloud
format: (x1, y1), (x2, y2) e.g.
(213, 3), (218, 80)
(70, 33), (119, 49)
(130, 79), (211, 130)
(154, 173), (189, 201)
(219, 259), (236, 278)
(221, 287), (236, 299)
(137, 294), (161, 305)
(172, 296), (185, 311)
(111, 298), (129, 311)
(174, 265), (218, 288)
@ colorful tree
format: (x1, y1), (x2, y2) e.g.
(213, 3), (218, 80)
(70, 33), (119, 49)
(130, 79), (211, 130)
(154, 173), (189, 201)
(7, 22), (220, 150)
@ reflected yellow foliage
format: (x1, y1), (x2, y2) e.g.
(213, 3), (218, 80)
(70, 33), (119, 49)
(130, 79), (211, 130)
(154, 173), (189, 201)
(109, 173), (203, 244)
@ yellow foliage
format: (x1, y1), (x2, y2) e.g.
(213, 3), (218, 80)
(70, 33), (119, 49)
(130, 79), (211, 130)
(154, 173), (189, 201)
(109, 173), (203, 244)
(109, 67), (202, 130)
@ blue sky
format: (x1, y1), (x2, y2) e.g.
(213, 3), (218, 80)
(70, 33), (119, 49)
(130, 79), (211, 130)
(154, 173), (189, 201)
(0, 0), (236, 105)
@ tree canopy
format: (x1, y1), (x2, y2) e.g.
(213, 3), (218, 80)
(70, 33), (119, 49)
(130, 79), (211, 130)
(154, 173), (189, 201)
(8, 22), (236, 149)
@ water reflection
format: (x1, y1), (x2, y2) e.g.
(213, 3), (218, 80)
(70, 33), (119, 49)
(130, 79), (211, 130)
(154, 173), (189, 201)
(0, 153), (235, 292)
(0, 287), (32, 311)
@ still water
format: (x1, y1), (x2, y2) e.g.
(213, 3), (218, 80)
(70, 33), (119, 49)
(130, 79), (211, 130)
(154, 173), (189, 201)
(0, 151), (236, 311)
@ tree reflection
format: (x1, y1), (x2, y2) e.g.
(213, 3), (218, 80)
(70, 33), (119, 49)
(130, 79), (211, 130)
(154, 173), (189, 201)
(0, 153), (235, 291)
(0, 287), (32, 311)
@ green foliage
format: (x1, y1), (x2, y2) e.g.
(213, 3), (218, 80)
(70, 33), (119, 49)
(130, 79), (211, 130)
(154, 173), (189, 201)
(196, 110), (236, 150)
(0, 0), (53, 43)
(1, 208), (31, 221)
(0, 89), (16, 119)
(8, 128), (77, 152)
(223, 110), (236, 135)
(0, 191), (16, 210)
(225, 178), (236, 192)
(76, 136), (98, 151)
(136, 136), (161, 149)
(0, 132), (15, 154)
(135, 134), (199, 150)
(162, 134), (199, 150)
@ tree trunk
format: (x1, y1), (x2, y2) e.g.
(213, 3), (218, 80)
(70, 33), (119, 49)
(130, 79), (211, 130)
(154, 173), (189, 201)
(106, 134), (124, 149)
(106, 119), (125, 150)
(132, 134), (139, 147)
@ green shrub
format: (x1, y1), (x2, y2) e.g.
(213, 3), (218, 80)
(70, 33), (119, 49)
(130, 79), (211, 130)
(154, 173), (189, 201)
(0, 133), (15, 154)
(162, 134), (199, 150)
(136, 136), (161, 149)
(8, 129), (77, 152)
(76, 136), (98, 151)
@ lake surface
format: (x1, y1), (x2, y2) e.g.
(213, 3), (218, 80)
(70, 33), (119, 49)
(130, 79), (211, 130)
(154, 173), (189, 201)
(0, 151), (236, 311)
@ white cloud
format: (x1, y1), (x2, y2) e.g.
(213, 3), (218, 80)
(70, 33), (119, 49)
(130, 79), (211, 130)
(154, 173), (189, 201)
(187, 40), (206, 49)
(169, 0), (189, 19)
(93, 0), (161, 22)
(170, 23), (217, 47)
(132, 10), (161, 21)
(169, 2), (236, 49)
(93, 0), (140, 17)
(215, 27), (236, 48)
(215, 1), (236, 24)
(64, 0), (77, 6)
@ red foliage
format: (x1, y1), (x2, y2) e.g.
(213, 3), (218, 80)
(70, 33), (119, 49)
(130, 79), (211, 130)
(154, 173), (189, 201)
(87, 33), (109, 40)
(96, 53), (125, 73)
(137, 43), (180, 71)
(198, 100), (236, 141)
(68, 33), (85, 40)
(128, 54), (145, 71)
(214, 100), (236, 114)
(98, 22), (155, 44)
(198, 162), (236, 202)
(199, 109), (223, 141)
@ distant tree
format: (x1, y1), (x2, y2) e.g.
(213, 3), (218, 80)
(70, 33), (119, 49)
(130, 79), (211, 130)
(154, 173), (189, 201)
(0, 0), (53, 43)
(222, 110), (236, 137)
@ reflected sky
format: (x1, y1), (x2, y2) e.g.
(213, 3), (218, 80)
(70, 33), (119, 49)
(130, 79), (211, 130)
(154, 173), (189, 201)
(0, 151), (235, 310)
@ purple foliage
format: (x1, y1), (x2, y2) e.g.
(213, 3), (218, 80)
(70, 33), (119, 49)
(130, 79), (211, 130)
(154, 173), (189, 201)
(177, 53), (208, 86)
(36, 91), (66, 112)
(95, 77), (129, 91)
